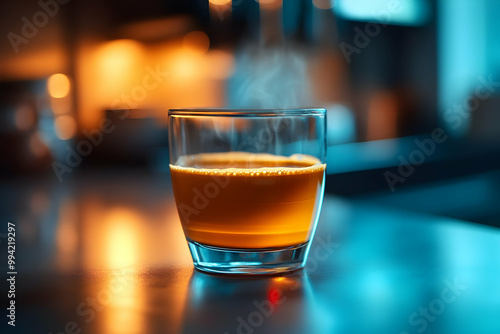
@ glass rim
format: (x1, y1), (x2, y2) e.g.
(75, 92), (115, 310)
(168, 108), (326, 117)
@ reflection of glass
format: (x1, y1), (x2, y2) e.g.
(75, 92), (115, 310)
(169, 109), (326, 274)
(181, 271), (306, 333)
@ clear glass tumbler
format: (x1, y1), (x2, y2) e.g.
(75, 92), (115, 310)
(168, 109), (326, 275)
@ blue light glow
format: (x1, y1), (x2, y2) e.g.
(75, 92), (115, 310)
(334, 0), (430, 26)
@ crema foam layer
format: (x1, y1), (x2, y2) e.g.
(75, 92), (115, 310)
(170, 152), (325, 176)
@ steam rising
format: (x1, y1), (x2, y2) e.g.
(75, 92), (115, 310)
(228, 46), (312, 109)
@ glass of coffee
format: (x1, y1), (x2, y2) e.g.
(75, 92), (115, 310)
(168, 109), (326, 275)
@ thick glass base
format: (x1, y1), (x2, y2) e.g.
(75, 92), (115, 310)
(187, 240), (310, 275)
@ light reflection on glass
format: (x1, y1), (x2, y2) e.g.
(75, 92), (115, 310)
(270, 276), (300, 290)
(183, 272), (313, 333)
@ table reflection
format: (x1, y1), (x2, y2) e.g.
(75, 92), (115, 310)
(3, 172), (499, 334)
(47, 176), (193, 273)
(180, 271), (336, 334)
(99, 270), (144, 334)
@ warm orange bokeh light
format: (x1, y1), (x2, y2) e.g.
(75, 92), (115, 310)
(48, 73), (71, 98)
(209, 0), (232, 20)
(209, 0), (231, 5)
(257, 0), (282, 10)
(0, 47), (67, 81)
(104, 208), (142, 269)
(95, 39), (145, 98)
(76, 39), (146, 129)
(77, 37), (226, 128)
(50, 97), (72, 115)
(54, 115), (77, 140)
(183, 31), (210, 54)
(96, 40), (144, 77)
(170, 49), (202, 80)
(205, 49), (235, 80)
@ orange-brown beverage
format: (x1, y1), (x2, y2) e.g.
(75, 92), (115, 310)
(170, 152), (326, 249)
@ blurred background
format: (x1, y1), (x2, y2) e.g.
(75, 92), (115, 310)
(1, 1), (500, 333)
(1, 0), (500, 270)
